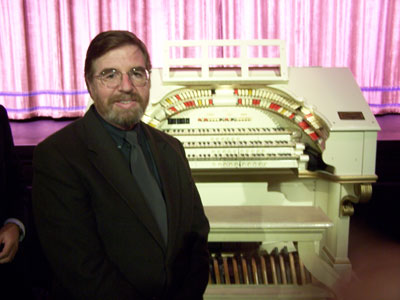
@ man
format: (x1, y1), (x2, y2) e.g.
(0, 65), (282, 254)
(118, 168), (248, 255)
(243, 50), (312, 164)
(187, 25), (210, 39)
(32, 31), (210, 300)
(0, 104), (30, 297)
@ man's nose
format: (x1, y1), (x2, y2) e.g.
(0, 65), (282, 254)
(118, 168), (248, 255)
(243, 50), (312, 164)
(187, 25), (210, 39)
(119, 73), (135, 91)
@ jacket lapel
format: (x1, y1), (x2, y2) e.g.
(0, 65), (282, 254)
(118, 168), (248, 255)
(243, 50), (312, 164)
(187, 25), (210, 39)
(81, 108), (166, 250)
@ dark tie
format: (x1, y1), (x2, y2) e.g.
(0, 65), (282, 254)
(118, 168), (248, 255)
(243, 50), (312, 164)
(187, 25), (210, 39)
(125, 131), (168, 244)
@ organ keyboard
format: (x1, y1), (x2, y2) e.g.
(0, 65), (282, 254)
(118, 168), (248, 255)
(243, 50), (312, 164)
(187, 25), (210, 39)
(165, 125), (308, 170)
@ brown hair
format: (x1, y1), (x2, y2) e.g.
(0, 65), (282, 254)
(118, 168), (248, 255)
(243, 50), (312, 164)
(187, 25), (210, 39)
(84, 30), (152, 83)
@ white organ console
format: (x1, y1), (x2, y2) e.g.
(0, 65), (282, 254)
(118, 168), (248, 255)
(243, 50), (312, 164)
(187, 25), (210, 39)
(144, 40), (380, 299)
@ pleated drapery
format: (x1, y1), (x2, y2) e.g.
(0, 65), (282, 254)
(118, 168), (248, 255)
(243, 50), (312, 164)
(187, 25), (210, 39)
(0, 0), (399, 119)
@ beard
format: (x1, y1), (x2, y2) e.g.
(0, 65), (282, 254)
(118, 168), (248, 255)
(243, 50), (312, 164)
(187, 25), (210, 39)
(95, 93), (148, 130)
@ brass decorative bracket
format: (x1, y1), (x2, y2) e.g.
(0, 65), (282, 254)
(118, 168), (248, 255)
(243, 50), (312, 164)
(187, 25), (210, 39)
(340, 183), (373, 217)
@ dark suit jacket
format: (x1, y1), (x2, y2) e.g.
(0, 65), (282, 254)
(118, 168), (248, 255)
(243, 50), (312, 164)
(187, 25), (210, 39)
(32, 106), (210, 300)
(0, 104), (25, 228)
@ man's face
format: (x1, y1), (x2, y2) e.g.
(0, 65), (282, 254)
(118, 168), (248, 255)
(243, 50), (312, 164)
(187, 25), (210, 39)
(87, 45), (150, 130)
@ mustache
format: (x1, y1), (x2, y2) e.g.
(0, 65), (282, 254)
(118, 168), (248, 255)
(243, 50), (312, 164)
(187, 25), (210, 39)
(110, 93), (143, 103)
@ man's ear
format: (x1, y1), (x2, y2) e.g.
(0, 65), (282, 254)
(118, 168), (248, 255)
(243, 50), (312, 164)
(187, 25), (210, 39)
(86, 79), (94, 99)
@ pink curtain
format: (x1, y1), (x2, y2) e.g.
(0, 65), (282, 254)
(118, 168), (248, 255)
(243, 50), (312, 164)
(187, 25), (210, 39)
(0, 0), (399, 119)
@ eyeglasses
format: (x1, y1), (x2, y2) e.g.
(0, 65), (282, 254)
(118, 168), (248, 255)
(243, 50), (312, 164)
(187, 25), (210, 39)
(94, 67), (150, 88)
